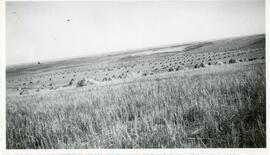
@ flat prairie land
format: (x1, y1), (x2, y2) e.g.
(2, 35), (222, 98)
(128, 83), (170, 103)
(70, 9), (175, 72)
(6, 34), (266, 148)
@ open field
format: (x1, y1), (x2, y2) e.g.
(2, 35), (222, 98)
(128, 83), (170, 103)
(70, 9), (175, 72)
(6, 34), (266, 148)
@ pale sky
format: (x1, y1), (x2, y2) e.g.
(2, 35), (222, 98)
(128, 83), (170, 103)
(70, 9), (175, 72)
(6, 0), (265, 65)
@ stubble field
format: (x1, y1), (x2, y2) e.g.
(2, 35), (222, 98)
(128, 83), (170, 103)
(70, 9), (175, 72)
(6, 34), (266, 148)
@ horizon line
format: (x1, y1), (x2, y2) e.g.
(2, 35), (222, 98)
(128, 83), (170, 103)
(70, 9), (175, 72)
(6, 33), (265, 67)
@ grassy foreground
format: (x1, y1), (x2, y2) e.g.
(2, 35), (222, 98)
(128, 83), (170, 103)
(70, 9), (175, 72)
(6, 63), (266, 148)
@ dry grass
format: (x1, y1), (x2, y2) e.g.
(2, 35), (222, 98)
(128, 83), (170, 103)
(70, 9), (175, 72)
(6, 63), (265, 148)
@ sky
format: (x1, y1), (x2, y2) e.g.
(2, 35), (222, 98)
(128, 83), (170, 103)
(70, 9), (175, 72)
(6, 0), (265, 65)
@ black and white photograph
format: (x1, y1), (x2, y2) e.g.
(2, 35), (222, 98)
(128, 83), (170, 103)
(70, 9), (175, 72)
(3, 0), (267, 150)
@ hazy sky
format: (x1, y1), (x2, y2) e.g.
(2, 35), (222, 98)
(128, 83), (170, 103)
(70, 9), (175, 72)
(6, 0), (265, 65)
